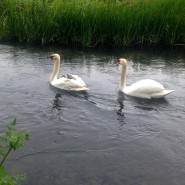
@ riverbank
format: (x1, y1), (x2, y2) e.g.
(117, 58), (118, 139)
(0, 0), (185, 48)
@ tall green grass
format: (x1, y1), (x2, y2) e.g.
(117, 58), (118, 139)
(0, 0), (185, 47)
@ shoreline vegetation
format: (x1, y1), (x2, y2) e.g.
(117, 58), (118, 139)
(0, 0), (185, 48)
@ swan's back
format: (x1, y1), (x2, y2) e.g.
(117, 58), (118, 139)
(51, 75), (88, 91)
(124, 79), (173, 99)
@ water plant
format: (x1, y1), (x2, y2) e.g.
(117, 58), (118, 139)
(0, 0), (185, 47)
(0, 119), (30, 185)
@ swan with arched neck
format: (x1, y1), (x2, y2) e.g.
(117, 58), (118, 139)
(117, 58), (174, 99)
(49, 54), (88, 91)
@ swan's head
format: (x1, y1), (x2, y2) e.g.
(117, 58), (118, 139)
(49, 54), (60, 61)
(118, 58), (127, 66)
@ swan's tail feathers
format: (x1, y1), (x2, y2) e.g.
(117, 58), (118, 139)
(71, 87), (89, 91)
(163, 89), (175, 96)
(151, 89), (174, 98)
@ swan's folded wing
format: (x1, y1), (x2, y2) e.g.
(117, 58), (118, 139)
(127, 79), (165, 94)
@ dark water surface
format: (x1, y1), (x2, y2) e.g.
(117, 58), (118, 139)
(0, 43), (185, 185)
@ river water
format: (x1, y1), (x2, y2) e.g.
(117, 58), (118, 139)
(0, 43), (185, 185)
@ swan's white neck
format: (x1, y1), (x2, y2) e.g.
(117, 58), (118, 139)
(50, 58), (60, 82)
(120, 64), (127, 91)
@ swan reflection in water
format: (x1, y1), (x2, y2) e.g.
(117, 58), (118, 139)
(50, 83), (89, 111)
(115, 91), (126, 126)
(49, 85), (65, 118)
(116, 91), (126, 116)
(53, 93), (63, 110)
(115, 90), (170, 127)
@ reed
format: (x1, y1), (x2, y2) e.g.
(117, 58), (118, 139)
(0, 0), (185, 47)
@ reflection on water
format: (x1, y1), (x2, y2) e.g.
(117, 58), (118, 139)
(53, 94), (63, 110)
(115, 92), (126, 127)
(0, 43), (185, 185)
(127, 96), (168, 112)
(115, 91), (125, 116)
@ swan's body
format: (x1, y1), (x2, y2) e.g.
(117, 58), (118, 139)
(118, 58), (174, 99)
(49, 54), (88, 91)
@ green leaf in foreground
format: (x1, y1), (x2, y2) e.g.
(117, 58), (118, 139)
(0, 119), (30, 185)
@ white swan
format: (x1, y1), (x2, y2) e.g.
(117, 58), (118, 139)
(118, 58), (174, 99)
(49, 54), (88, 91)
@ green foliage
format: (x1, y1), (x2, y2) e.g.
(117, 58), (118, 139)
(0, 0), (185, 47)
(0, 119), (30, 185)
(0, 166), (25, 185)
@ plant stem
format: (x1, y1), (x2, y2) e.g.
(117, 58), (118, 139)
(0, 148), (12, 167)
